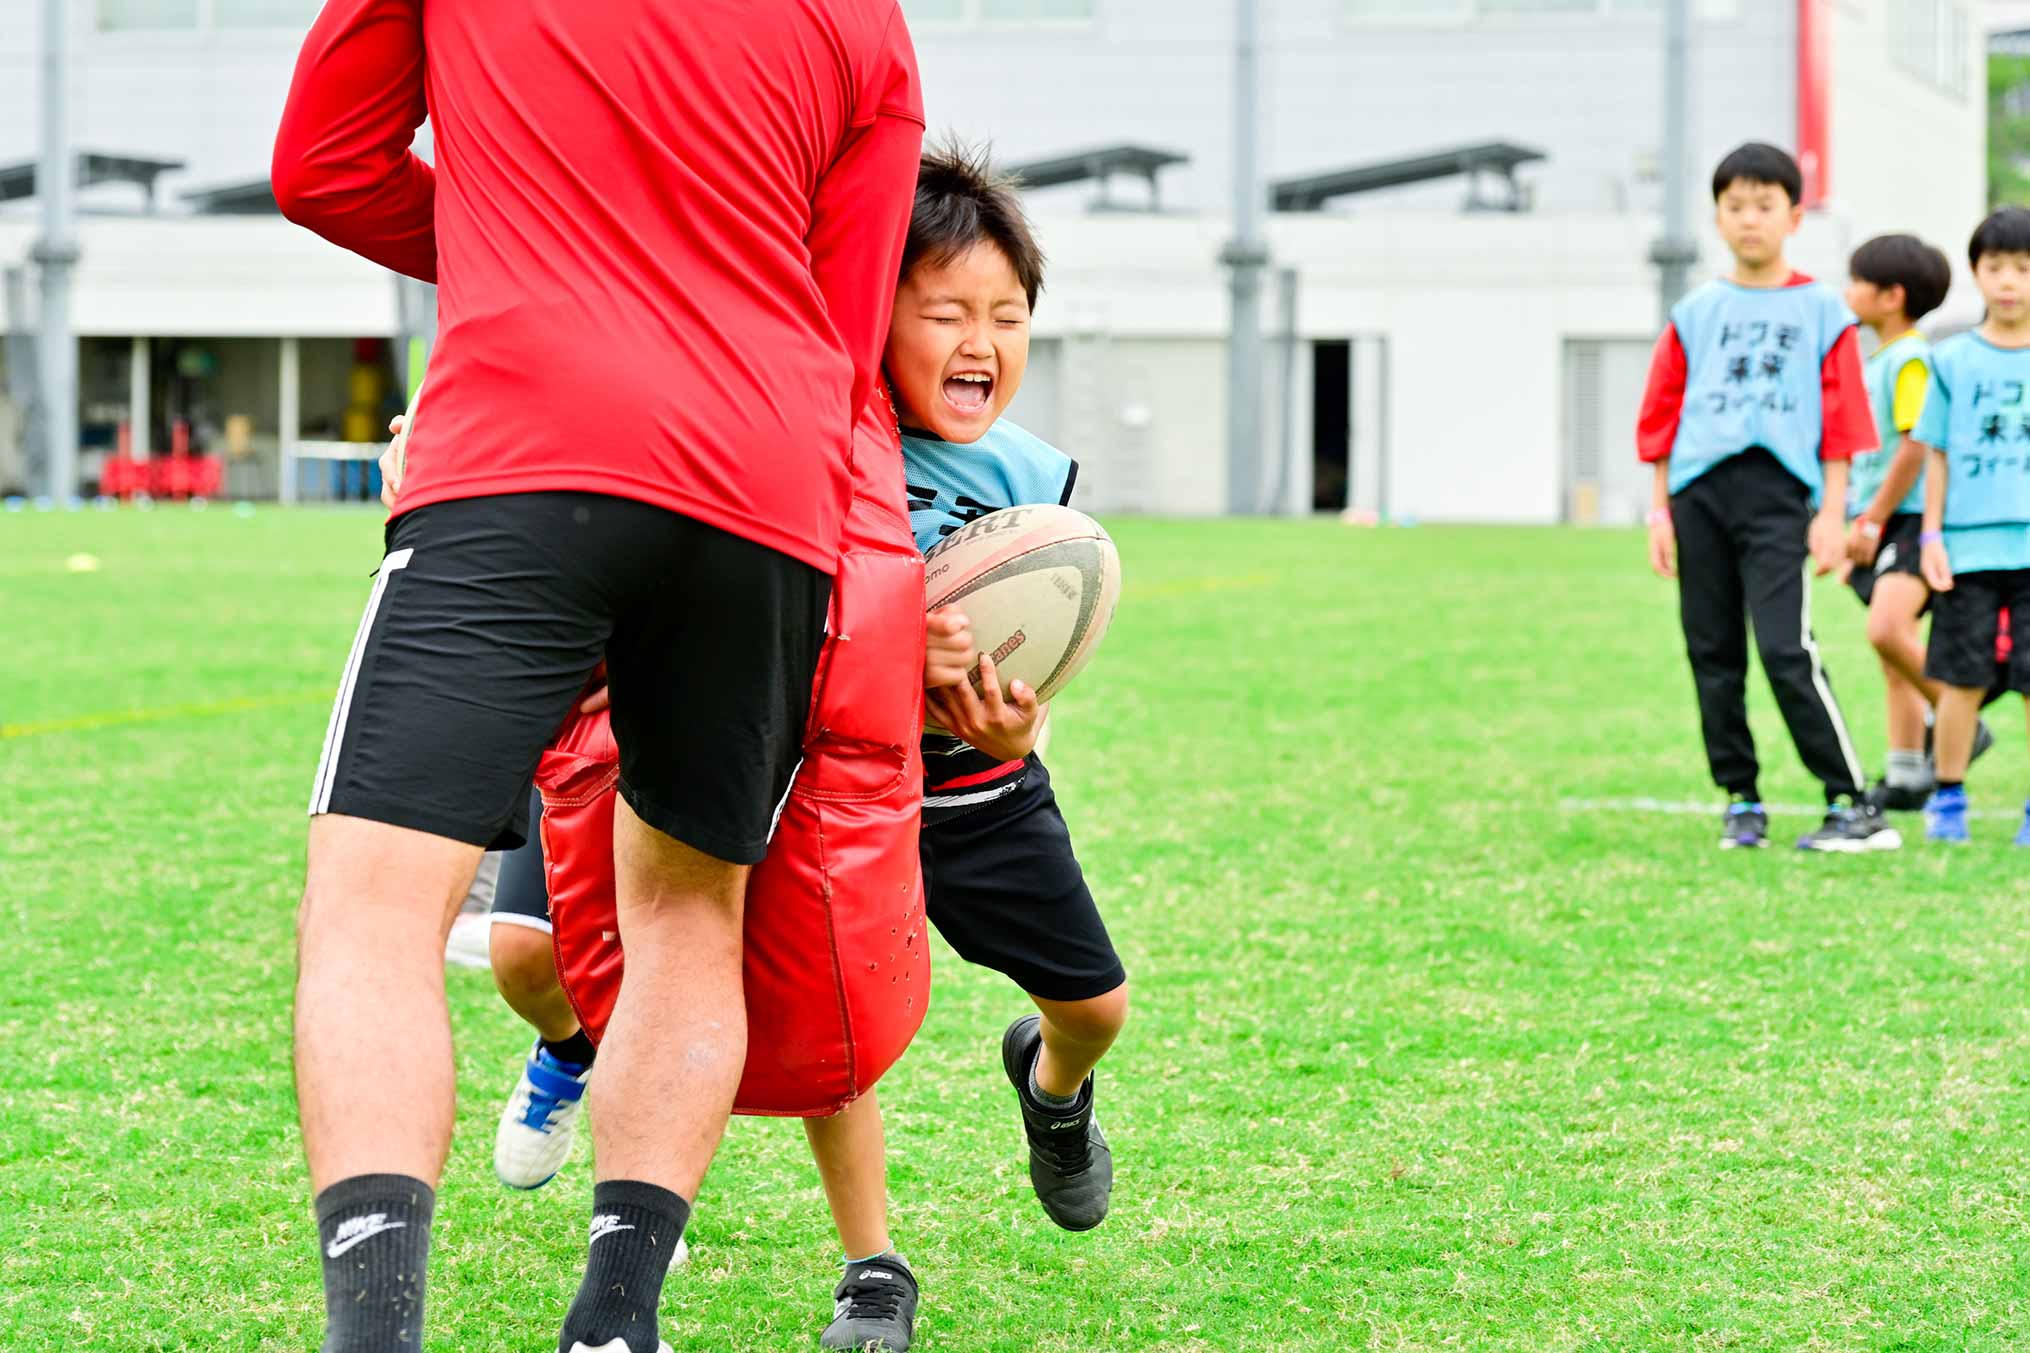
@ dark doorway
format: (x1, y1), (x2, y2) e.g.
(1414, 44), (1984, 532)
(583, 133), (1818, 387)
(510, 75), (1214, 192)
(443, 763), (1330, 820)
(1311, 340), (1351, 511)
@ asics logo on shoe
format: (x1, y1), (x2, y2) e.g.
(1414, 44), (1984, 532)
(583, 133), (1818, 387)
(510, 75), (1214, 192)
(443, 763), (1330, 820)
(858, 1269), (894, 1281)
(326, 1213), (406, 1258)
(1045, 1118), (1082, 1131)
(588, 1214), (636, 1244)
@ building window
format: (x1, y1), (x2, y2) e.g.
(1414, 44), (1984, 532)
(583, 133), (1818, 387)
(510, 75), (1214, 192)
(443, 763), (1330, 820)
(906, 0), (1094, 22)
(212, 0), (321, 25)
(98, 0), (318, 31)
(1342, 0), (1469, 21)
(1343, 0), (1737, 21)
(97, 0), (199, 30)
(1890, 0), (1971, 100)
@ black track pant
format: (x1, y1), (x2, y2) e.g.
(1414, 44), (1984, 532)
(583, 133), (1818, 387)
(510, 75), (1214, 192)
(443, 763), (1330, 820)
(1670, 449), (1865, 802)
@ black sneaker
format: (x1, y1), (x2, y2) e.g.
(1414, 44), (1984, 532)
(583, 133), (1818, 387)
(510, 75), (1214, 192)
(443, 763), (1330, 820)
(1001, 1014), (1113, 1231)
(1863, 778), (1932, 813)
(1927, 717), (1996, 768)
(1797, 799), (1902, 852)
(1973, 718), (1997, 767)
(1719, 799), (1768, 850)
(820, 1253), (917, 1352)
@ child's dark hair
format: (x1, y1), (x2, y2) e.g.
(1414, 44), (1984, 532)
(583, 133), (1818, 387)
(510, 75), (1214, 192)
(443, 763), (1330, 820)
(1969, 207), (2030, 268)
(903, 137), (1046, 309)
(1849, 234), (1951, 322)
(1711, 142), (1802, 205)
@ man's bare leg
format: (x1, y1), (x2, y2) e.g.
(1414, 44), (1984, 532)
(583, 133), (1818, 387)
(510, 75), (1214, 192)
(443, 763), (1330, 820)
(557, 791), (750, 1351)
(295, 813), (484, 1352)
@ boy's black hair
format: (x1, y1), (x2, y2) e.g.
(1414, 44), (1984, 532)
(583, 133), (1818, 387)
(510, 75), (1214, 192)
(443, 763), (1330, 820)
(1849, 234), (1952, 322)
(903, 136), (1046, 309)
(1969, 207), (2030, 268)
(1710, 142), (1802, 205)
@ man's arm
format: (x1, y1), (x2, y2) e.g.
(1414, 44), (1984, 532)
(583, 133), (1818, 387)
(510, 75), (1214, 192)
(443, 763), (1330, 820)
(806, 9), (925, 424)
(272, 0), (436, 282)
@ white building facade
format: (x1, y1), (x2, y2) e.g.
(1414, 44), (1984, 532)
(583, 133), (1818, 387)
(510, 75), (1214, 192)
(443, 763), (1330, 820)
(0, 0), (1991, 520)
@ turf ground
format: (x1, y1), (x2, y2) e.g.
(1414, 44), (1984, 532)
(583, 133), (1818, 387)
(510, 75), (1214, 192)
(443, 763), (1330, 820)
(4, 506), (2030, 1351)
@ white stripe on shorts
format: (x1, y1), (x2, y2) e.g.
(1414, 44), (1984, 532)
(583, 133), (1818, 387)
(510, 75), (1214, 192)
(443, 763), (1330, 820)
(765, 757), (805, 845)
(309, 548), (414, 816)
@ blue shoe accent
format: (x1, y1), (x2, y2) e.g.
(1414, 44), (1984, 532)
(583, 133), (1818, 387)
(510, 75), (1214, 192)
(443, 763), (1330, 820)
(1925, 786), (1970, 844)
(2015, 803), (2030, 848)
(519, 1047), (591, 1131)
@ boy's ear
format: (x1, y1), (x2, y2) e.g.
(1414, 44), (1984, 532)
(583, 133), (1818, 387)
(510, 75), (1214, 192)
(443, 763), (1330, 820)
(1786, 202), (1805, 234)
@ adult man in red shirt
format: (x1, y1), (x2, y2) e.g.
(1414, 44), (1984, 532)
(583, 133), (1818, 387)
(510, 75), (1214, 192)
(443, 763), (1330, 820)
(271, 4), (922, 1350)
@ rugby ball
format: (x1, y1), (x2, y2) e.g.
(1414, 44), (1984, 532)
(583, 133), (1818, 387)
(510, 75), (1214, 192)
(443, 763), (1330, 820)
(923, 503), (1121, 704)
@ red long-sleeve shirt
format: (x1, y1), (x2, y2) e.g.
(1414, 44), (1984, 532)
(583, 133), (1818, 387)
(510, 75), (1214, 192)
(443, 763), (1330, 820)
(272, 0), (924, 575)
(1636, 273), (1875, 469)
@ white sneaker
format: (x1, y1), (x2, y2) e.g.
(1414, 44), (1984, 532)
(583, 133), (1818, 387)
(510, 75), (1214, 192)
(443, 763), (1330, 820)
(566, 1343), (672, 1353)
(494, 1040), (591, 1189)
(669, 1235), (689, 1269)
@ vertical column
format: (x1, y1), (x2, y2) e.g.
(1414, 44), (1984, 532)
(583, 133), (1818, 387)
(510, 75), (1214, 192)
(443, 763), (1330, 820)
(279, 336), (301, 506)
(1649, 0), (1698, 322)
(1222, 0), (1268, 516)
(128, 336), (151, 459)
(33, 0), (78, 502)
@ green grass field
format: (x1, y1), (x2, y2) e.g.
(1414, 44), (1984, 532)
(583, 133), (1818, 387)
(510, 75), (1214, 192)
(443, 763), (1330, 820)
(5, 506), (2030, 1351)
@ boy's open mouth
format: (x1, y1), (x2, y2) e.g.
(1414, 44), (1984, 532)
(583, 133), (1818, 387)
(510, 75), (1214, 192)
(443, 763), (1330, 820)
(942, 372), (993, 414)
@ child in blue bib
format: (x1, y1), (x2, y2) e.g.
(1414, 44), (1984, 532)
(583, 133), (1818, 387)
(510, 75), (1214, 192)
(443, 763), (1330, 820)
(1635, 142), (1890, 852)
(1912, 207), (2030, 845)
(1839, 233), (1954, 811)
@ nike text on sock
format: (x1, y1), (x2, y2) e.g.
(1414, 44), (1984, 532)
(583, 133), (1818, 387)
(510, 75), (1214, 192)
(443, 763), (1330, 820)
(1028, 1060), (1081, 1110)
(557, 1179), (691, 1353)
(315, 1173), (435, 1353)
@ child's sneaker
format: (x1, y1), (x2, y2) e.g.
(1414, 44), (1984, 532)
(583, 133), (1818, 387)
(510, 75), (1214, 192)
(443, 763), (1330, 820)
(494, 1041), (592, 1189)
(1719, 798), (1769, 850)
(820, 1253), (917, 1351)
(1925, 785), (1971, 843)
(1797, 799), (1901, 852)
(1863, 778), (1932, 814)
(1001, 1014), (1113, 1231)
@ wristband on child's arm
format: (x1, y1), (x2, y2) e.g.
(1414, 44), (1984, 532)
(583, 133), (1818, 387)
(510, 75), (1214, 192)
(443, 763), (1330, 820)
(1646, 507), (1671, 528)
(1920, 530), (1945, 545)
(1858, 518), (1882, 539)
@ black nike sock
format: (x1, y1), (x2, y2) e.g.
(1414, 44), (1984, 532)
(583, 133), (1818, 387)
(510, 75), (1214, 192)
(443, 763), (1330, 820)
(557, 1180), (690, 1353)
(541, 1029), (598, 1070)
(315, 1173), (434, 1353)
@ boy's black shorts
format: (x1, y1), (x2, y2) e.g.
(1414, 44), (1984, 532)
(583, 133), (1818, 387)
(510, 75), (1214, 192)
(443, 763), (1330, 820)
(1848, 512), (1928, 609)
(309, 492), (829, 864)
(491, 794), (552, 932)
(1926, 567), (2030, 692)
(921, 758), (1126, 1003)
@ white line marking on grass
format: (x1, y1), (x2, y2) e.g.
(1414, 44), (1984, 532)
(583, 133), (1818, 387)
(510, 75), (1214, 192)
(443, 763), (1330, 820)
(1561, 796), (2021, 822)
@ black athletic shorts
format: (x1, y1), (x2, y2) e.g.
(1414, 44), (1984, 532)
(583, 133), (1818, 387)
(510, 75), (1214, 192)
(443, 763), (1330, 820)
(1926, 568), (2030, 692)
(308, 492), (830, 864)
(491, 793), (551, 932)
(1848, 512), (1928, 609)
(921, 758), (1126, 1004)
